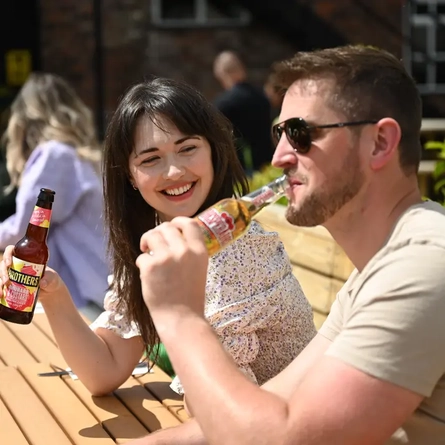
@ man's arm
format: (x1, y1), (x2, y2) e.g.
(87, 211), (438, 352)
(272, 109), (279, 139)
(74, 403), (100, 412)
(152, 314), (422, 445)
(135, 220), (432, 445)
(261, 333), (330, 400)
(127, 334), (330, 445)
(129, 420), (206, 445)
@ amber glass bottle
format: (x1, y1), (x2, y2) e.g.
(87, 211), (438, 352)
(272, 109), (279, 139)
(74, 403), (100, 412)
(196, 175), (289, 256)
(0, 188), (55, 324)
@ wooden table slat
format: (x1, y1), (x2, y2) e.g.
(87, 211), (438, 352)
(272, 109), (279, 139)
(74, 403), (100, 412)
(136, 367), (190, 423)
(4, 321), (67, 367)
(0, 398), (31, 445)
(114, 375), (182, 433)
(0, 322), (38, 366)
(0, 310), (188, 444)
(62, 376), (150, 444)
(0, 367), (73, 445)
(31, 313), (57, 345)
(19, 363), (115, 445)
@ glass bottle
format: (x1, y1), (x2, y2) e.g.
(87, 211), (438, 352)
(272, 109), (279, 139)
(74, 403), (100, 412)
(0, 188), (55, 324)
(196, 175), (289, 256)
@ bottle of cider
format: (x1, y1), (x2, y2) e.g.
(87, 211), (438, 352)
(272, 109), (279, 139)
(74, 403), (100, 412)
(196, 175), (289, 256)
(0, 188), (55, 324)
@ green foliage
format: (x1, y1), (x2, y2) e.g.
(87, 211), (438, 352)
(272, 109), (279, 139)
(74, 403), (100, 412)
(425, 139), (445, 205)
(248, 164), (288, 206)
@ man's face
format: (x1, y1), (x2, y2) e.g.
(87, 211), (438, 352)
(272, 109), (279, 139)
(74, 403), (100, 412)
(272, 80), (365, 227)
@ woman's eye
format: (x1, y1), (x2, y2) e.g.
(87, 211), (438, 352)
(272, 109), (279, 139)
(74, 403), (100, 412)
(141, 156), (160, 165)
(181, 145), (197, 153)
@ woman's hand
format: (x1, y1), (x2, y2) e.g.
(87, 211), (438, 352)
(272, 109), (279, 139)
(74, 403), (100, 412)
(0, 245), (67, 303)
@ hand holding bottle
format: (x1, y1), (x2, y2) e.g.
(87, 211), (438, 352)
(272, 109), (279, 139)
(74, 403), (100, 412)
(0, 245), (67, 303)
(0, 188), (55, 324)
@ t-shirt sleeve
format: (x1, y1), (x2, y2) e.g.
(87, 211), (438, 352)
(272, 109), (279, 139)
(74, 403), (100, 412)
(325, 243), (445, 397)
(319, 269), (358, 340)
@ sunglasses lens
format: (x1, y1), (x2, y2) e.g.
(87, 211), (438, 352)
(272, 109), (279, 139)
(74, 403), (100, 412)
(272, 125), (282, 146)
(272, 118), (312, 153)
(286, 119), (310, 153)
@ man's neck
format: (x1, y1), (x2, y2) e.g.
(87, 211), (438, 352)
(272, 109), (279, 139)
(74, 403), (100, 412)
(324, 180), (422, 272)
(223, 74), (247, 90)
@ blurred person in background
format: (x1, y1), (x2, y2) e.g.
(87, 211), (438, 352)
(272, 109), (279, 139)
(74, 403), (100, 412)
(0, 72), (109, 315)
(213, 50), (274, 173)
(0, 108), (17, 221)
(264, 72), (284, 125)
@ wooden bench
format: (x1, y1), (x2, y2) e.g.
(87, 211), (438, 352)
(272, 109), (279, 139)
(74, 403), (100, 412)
(255, 204), (355, 329)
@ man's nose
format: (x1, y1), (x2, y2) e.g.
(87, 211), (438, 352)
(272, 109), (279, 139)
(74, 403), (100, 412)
(272, 135), (297, 169)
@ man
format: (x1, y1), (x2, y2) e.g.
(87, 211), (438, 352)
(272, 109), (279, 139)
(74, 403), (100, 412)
(131, 45), (445, 444)
(213, 50), (274, 172)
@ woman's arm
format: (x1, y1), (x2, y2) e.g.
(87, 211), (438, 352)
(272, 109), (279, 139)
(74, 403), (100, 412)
(41, 278), (144, 395)
(0, 248), (144, 395)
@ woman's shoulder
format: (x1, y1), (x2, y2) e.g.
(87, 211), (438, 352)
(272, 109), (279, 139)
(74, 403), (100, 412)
(208, 220), (292, 278)
(236, 220), (284, 253)
(26, 141), (78, 166)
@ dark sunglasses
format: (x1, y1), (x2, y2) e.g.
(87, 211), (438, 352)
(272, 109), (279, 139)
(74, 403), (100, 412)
(272, 117), (378, 153)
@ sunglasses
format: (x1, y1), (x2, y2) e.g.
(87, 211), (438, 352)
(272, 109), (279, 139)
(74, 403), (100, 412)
(272, 117), (378, 153)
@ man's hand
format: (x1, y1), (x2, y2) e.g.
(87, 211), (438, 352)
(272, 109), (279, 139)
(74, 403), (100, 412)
(136, 217), (209, 325)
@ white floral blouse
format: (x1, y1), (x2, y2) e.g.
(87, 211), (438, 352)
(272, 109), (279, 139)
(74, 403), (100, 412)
(90, 221), (317, 394)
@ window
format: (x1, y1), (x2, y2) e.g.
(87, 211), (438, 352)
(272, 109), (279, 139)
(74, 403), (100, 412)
(403, 0), (445, 94)
(150, 0), (251, 28)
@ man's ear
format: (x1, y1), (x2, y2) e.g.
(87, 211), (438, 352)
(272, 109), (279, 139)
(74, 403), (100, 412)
(370, 118), (401, 171)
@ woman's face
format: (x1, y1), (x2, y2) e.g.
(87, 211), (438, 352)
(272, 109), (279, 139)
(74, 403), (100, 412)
(129, 115), (214, 221)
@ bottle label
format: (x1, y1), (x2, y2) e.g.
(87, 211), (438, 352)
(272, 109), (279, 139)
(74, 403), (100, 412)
(251, 188), (275, 207)
(0, 257), (44, 313)
(29, 206), (52, 228)
(198, 207), (236, 248)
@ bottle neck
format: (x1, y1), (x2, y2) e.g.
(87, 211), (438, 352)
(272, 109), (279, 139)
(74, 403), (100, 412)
(241, 175), (289, 217)
(26, 199), (53, 243)
(25, 223), (49, 243)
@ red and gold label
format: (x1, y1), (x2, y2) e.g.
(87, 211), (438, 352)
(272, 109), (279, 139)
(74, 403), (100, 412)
(0, 257), (44, 312)
(197, 206), (236, 254)
(29, 206), (51, 228)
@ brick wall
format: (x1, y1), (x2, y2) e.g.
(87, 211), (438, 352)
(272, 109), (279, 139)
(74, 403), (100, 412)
(141, 26), (296, 101)
(39, 0), (97, 110)
(305, 0), (403, 57)
(38, 0), (296, 127)
(39, 0), (444, 129)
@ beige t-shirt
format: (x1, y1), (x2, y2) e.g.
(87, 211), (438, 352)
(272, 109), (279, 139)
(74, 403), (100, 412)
(319, 201), (445, 444)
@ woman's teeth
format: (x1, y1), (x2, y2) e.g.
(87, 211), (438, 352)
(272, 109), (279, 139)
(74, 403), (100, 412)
(164, 183), (193, 196)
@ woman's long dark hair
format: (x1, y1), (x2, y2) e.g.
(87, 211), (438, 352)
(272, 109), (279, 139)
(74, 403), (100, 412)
(103, 77), (249, 358)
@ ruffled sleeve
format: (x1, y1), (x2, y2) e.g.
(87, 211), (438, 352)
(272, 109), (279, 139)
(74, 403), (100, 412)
(89, 275), (141, 339)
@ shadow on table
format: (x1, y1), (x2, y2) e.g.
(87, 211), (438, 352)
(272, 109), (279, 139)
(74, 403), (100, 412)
(143, 380), (188, 420)
(78, 384), (160, 440)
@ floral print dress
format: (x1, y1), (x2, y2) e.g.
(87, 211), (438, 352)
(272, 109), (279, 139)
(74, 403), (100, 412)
(90, 221), (317, 393)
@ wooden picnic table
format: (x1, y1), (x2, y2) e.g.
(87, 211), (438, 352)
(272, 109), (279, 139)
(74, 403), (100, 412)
(0, 310), (189, 444)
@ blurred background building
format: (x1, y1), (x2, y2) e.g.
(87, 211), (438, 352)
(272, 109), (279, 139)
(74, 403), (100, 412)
(1, 0), (444, 140)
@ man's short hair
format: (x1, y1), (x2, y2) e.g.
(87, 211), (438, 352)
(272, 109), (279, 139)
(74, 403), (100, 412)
(272, 45), (423, 175)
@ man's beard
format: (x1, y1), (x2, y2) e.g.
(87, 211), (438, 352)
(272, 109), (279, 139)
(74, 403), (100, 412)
(285, 149), (364, 227)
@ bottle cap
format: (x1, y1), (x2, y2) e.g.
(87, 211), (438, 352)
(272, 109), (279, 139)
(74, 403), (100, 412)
(38, 188), (56, 203)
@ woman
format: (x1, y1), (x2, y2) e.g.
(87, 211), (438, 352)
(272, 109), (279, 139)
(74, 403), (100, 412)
(0, 72), (109, 311)
(0, 77), (316, 396)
